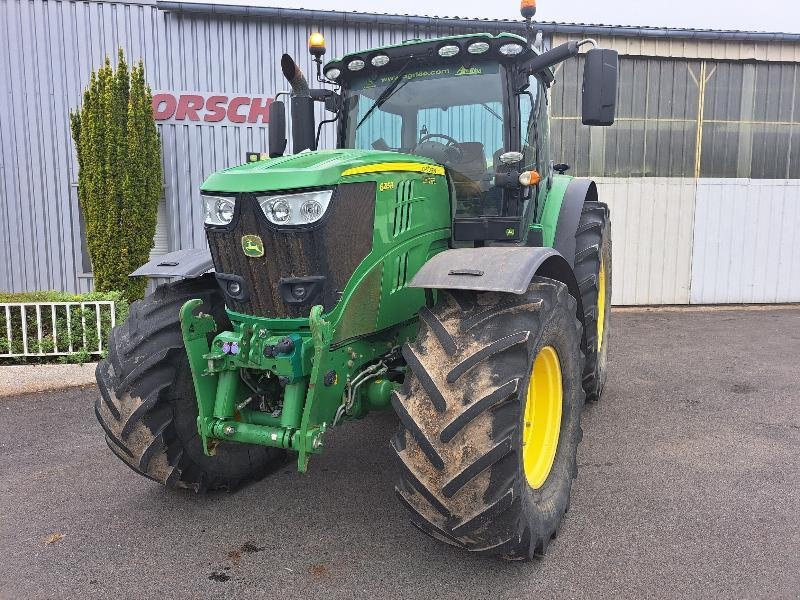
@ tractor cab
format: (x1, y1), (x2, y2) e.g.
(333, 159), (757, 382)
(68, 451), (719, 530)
(270, 30), (618, 245)
(332, 33), (542, 243)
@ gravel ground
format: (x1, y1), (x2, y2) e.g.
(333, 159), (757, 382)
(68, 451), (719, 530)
(1, 309), (798, 599)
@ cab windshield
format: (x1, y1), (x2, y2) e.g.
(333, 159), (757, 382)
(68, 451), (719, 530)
(341, 60), (507, 215)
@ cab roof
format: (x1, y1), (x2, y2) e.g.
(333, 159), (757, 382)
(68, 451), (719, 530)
(325, 32), (539, 79)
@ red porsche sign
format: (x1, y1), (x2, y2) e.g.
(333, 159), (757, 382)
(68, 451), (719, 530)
(152, 92), (273, 124)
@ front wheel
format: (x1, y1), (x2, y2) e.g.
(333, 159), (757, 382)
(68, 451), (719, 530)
(391, 278), (585, 559)
(94, 276), (285, 491)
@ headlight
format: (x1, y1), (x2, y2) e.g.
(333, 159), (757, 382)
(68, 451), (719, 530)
(268, 200), (291, 223)
(467, 41), (490, 54)
(438, 44), (460, 58)
(499, 42), (525, 56)
(299, 199), (324, 221)
(347, 59), (365, 71)
(257, 189), (334, 226)
(203, 195), (235, 226)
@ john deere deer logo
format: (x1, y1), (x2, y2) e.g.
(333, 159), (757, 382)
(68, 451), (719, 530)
(241, 234), (264, 258)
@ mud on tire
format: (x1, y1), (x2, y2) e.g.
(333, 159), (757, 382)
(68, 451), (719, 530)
(574, 201), (611, 401)
(391, 277), (585, 559)
(94, 275), (284, 491)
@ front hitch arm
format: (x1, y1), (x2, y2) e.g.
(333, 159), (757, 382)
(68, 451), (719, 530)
(180, 299), (334, 471)
(295, 304), (333, 472)
(179, 299), (219, 455)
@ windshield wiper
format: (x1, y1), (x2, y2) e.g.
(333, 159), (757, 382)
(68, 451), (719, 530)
(481, 103), (502, 121)
(356, 58), (413, 130)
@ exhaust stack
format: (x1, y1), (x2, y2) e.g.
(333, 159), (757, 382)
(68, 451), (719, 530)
(279, 53), (315, 152)
(281, 54), (310, 97)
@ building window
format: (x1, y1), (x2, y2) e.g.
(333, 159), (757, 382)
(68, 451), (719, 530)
(551, 56), (800, 179)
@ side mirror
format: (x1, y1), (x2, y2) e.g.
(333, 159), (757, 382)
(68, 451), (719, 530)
(290, 95), (316, 152)
(309, 88), (342, 113)
(324, 92), (341, 113)
(582, 48), (618, 126)
(268, 100), (287, 158)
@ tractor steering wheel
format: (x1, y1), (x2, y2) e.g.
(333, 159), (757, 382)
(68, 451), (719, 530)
(412, 133), (464, 165)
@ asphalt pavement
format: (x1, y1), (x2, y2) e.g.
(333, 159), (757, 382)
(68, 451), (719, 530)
(1, 308), (799, 599)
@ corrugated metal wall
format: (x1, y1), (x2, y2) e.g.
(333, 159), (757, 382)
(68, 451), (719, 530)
(594, 178), (696, 305)
(691, 179), (800, 303)
(552, 32), (800, 63)
(0, 0), (518, 294)
(547, 43), (800, 305)
(1, 0), (799, 305)
(553, 57), (800, 180)
(1, 0), (163, 293)
(592, 178), (800, 305)
(552, 56), (702, 178)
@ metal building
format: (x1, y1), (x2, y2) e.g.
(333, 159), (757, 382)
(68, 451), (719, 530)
(2, 0), (799, 304)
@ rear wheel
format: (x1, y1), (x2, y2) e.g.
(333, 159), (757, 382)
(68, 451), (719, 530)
(574, 201), (612, 401)
(391, 278), (585, 559)
(95, 275), (285, 491)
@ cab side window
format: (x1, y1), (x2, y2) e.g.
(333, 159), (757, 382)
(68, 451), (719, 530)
(519, 76), (550, 179)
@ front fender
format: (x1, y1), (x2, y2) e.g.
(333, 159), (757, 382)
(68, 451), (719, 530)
(408, 247), (563, 295)
(129, 248), (214, 279)
(408, 247), (586, 349)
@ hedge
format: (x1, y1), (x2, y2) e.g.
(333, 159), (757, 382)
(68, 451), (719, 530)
(0, 291), (128, 364)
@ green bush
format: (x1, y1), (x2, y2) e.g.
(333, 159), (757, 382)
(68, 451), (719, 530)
(70, 49), (162, 303)
(0, 291), (128, 365)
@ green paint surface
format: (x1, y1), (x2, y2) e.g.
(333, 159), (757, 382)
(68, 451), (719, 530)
(200, 149), (442, 193)
(539, 174), (573, 247)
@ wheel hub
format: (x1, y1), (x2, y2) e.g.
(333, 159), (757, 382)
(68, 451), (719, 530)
(597, 257), (607, 352)
(523, 346), (563, 489)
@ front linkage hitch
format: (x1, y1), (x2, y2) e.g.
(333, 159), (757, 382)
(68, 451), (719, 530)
(179, 300), (410, 472)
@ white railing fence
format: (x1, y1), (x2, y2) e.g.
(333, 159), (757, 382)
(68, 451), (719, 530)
(0, 301), (116, 358)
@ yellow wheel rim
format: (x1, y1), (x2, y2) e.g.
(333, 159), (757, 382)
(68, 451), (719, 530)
(597, 257), (606, 352)
(522, 346), (563, 489)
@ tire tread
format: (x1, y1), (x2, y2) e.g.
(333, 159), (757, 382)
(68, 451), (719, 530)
(94, 275), (283, 491)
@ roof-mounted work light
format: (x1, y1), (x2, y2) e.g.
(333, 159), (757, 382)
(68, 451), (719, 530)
(520, 0), (537, 47)
(520, 0), (537, 19)
(308, 32), (326, 58)
(308, 32), (327, 81)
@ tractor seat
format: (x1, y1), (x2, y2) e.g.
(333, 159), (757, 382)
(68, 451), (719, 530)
(449, 142), (495, 215)
(451, 142), (489, 182)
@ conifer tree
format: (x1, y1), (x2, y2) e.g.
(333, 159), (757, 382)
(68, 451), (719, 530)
(70, 49), (162, 301)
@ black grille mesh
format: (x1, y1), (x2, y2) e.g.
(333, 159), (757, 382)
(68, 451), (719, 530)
(206, 182), (376, 318)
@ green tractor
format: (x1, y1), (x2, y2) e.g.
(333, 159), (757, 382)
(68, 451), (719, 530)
(95, 3), (617, 559)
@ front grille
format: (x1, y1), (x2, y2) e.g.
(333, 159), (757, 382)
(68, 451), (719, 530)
(206, 182), (376, 318)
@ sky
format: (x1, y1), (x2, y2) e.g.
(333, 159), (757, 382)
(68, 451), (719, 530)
(191, 0), (800, 33)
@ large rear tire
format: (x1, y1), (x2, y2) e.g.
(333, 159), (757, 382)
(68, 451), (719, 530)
(94, 275), (285, 491)
(391, 278), (585, 559)
(574, 201), (612, 401)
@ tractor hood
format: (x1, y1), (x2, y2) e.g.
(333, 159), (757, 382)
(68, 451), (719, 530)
(200, 149), (443, 193)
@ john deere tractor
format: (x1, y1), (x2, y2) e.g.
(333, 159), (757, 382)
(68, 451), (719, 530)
(95, 2), (617, 559)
